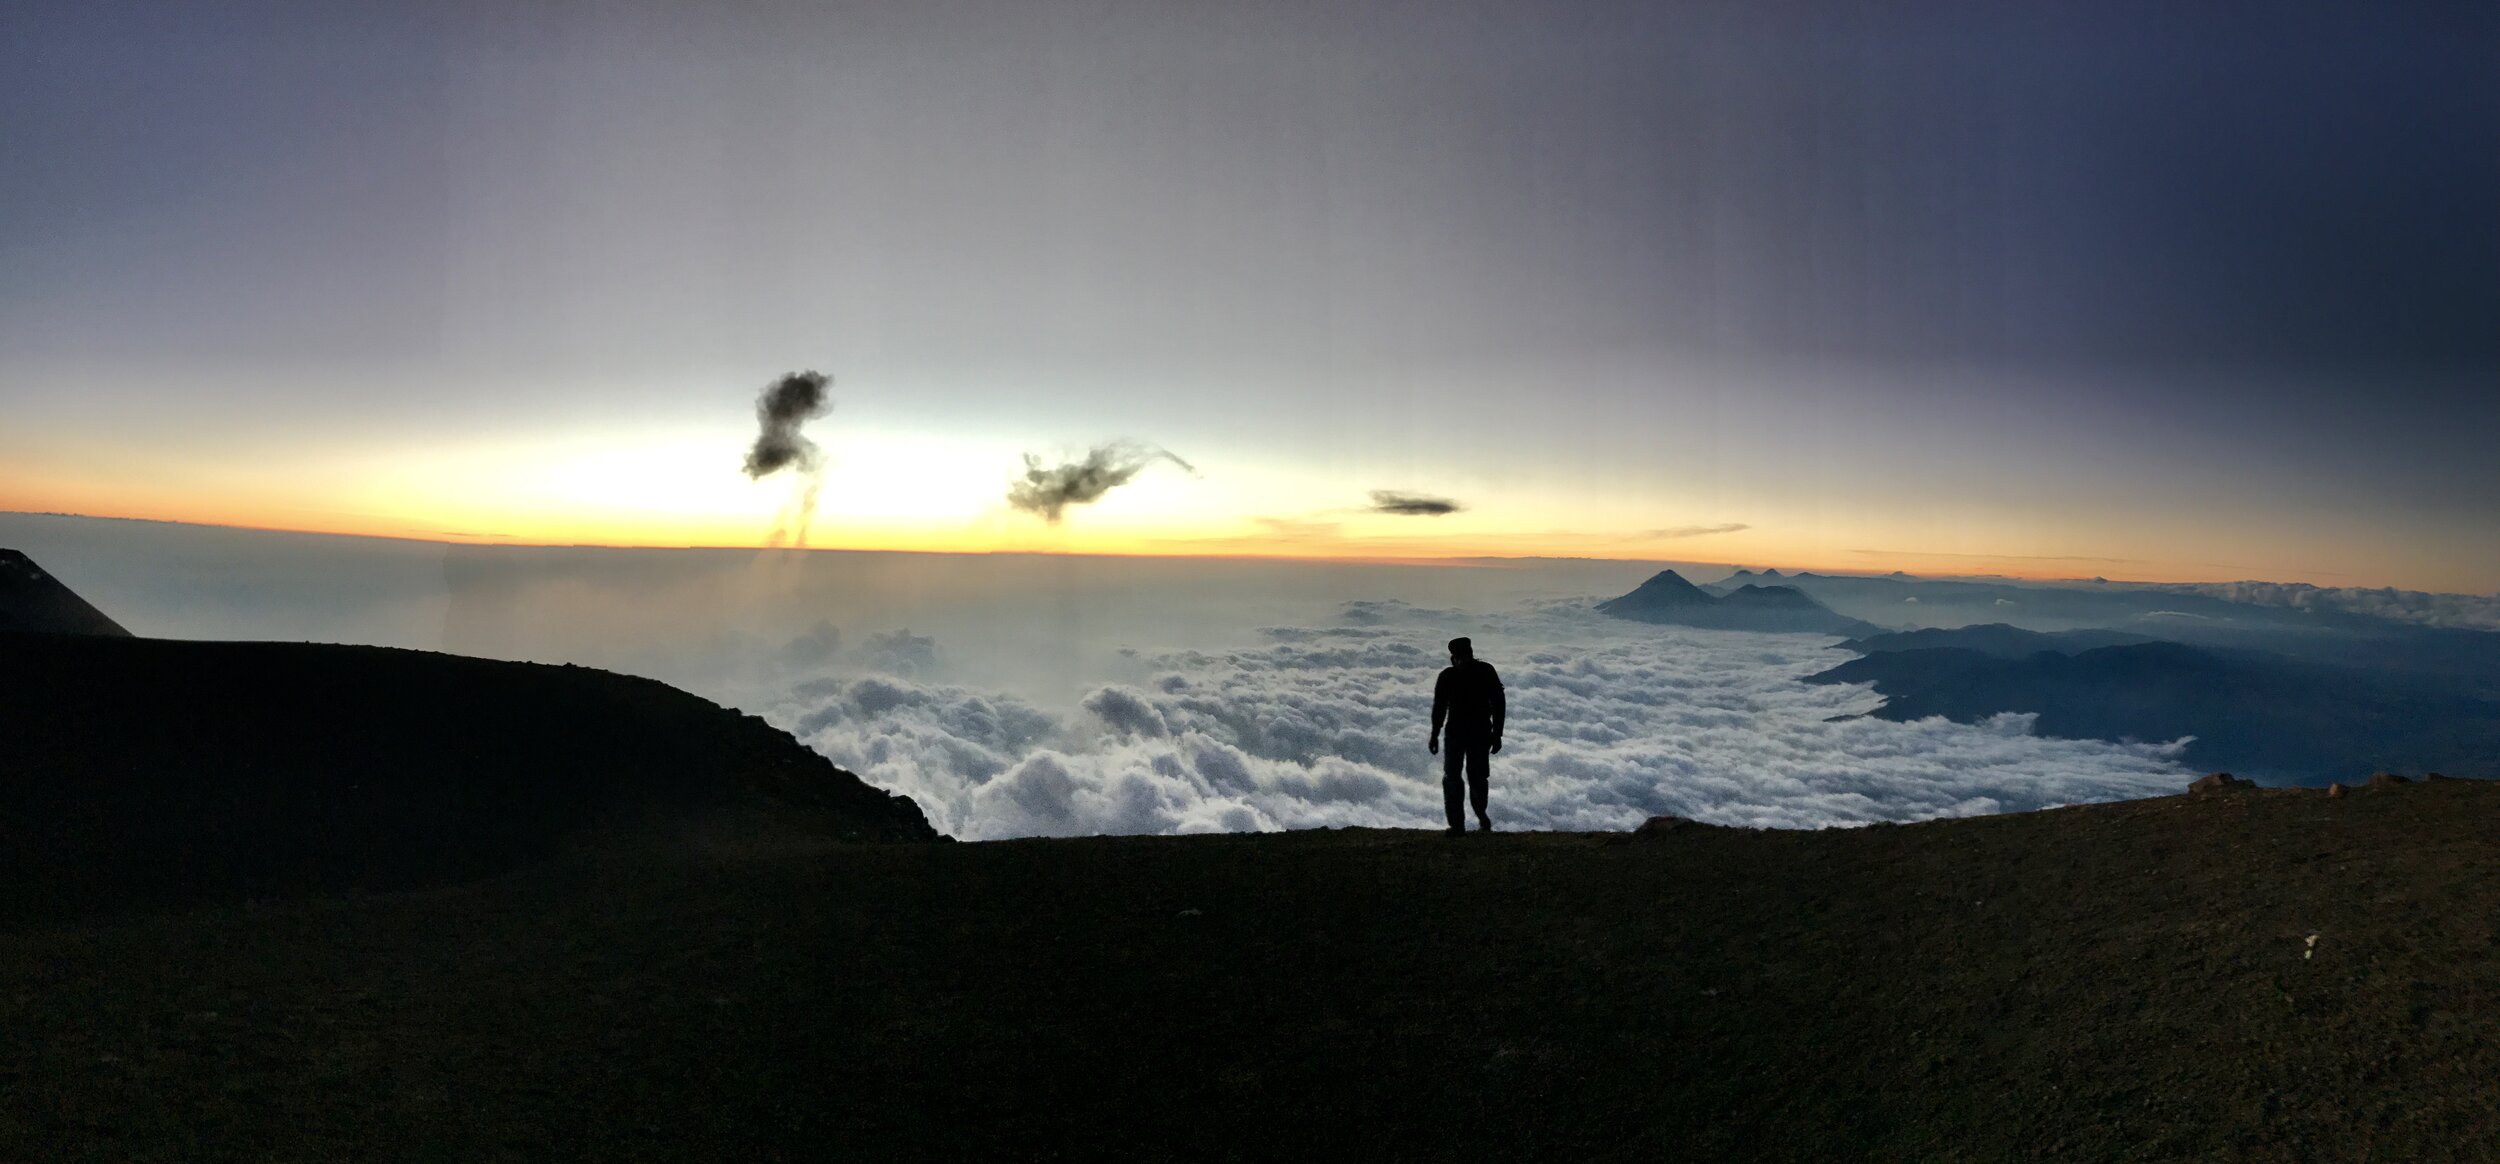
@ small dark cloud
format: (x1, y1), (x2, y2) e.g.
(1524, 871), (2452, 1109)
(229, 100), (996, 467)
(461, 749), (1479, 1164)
(1368, 491), (1463, 516)
(1007, 444), (1195, 523)
(1645, 523), (1750, 539)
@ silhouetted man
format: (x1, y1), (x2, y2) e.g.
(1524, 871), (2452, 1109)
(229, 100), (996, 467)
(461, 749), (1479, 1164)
(1429, 636), (1504, 834)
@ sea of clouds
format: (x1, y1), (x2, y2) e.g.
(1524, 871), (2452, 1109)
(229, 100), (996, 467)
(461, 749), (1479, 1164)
(761, 597), (2194, 839)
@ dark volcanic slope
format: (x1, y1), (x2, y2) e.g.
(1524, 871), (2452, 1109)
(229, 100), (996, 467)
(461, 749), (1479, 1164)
(5, 782), (2497, 1160)
(1810, 641), (2500, 785)
(1841, 622), (2162, 658)
(0, 549), (129, 636)
(0, 633), (936, 923)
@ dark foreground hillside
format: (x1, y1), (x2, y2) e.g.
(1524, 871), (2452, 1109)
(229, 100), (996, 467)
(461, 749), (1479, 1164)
(6, 779), (2498, 1161)
(0, 632), (936, 926)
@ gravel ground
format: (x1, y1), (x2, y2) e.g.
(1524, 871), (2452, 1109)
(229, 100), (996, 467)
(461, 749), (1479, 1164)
(5, 778), (2497, 1161)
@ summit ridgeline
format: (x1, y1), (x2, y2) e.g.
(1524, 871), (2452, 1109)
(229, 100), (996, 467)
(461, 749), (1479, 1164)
(0, 631), (941, 925)
(0, 549), (130, 637)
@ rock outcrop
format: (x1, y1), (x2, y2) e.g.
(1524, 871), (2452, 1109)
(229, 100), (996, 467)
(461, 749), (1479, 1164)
(2188, 772), (2256, 796)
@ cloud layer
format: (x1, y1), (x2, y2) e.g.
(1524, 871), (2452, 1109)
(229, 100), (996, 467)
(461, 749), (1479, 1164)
(766, 601), (2191, 839)
(2143, 580), (2500, 631)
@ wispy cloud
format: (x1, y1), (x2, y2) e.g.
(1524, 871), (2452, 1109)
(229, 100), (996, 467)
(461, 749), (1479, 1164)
(1369, 491), (1464, 516)
(1851, 547), (2144, 564)
(1645, 523), (1749, 539)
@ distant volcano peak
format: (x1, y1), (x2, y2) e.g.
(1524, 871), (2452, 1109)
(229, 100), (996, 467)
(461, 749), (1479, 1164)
(1606, 569), (1715, 607)
(1597, 571), (1875, 636)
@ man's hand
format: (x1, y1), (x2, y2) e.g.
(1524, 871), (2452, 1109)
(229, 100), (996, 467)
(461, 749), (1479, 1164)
(1490, 738), (1502, 754)
(1427, 735), (1439, 756)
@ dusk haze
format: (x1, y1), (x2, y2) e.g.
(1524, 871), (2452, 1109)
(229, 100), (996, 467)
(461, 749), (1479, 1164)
(5, 2), (2497, 1158)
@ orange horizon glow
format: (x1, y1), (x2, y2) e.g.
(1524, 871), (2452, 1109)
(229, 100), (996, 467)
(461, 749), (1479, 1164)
(7, 408), (2488, 595)
(0, 499), (2426, 592)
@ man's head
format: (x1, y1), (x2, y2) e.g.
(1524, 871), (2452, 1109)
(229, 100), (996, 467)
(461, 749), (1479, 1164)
(1448, 636), (1474, 665)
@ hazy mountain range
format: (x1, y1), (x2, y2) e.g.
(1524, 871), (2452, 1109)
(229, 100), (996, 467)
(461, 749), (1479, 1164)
(1710, 567), (2500, 700)
(1808, 624), (2500, 786)
(1594, 561), (2500, 786)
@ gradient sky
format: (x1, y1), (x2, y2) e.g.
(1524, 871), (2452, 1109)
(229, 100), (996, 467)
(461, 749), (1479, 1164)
(4, 1), (2495, 590)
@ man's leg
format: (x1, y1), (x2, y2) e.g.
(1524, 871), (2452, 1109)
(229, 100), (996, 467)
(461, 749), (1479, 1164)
(1442, 745), (1467, 831)
(1466, 744), (1491, 829)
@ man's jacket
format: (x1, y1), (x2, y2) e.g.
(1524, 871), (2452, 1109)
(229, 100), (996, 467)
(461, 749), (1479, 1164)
(1433, 660), (1505, 744)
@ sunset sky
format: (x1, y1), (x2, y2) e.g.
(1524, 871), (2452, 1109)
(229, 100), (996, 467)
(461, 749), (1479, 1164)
(4, 1), (2495, 590)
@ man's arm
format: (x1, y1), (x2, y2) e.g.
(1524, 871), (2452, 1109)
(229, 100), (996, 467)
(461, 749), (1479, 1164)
(1429, 669), (1449, 752)
(1489, 664), (1506, 751)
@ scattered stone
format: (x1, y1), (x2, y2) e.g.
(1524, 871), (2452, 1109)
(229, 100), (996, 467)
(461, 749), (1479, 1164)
(2368, 772), (2411, 790)
(2326, 783), (2347, 798)
(2188, 772), (2255, 797)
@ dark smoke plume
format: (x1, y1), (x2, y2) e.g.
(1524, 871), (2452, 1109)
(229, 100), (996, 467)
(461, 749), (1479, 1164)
(1369, 490), (1464, 516)
(743, 371), (833, 479)
(740, 370), (833, 546)
(1008, 443), (1196, 523)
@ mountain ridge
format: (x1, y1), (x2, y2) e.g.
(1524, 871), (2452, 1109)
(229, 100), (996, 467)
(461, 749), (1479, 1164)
(1598, 570), (1878, 636)
(0, 631), (940, 925)
(0, 549), (130, 637)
